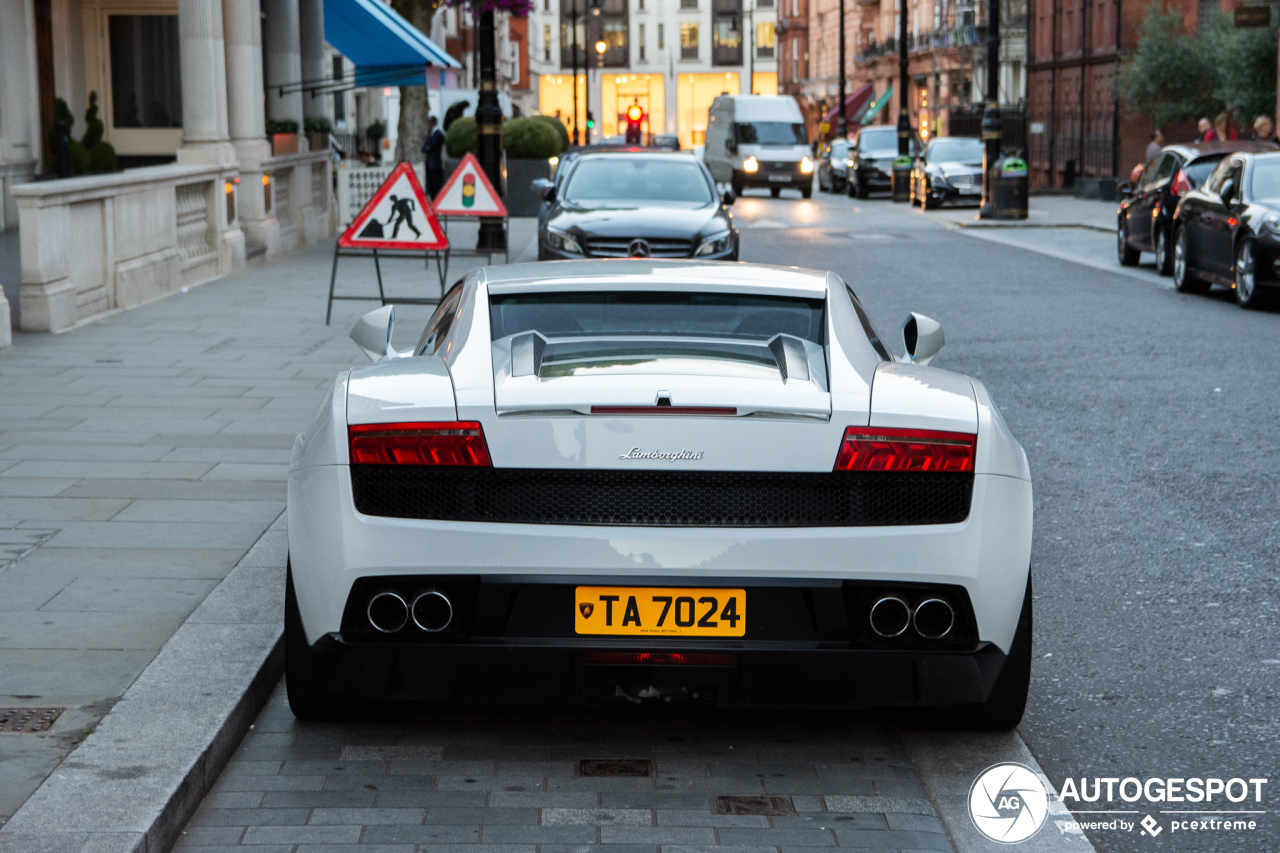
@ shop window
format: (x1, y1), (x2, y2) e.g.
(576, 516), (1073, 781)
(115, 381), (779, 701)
(756, 21), (774, 57)
(108, 15), (182, 128)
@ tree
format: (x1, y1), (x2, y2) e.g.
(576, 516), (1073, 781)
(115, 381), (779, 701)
(391, 0), (443, 163)
(1205, 12), (1279, 124)
(1117, 6), (1215, 128)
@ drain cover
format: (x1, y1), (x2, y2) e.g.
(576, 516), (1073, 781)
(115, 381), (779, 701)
(714, 795), (796, 816)
(579, 759), (653, 777)
(0, 708), (63, 734)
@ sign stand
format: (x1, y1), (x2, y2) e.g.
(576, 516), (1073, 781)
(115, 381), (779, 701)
(325, 162), (450, 325)
(432, 153), (510, 283)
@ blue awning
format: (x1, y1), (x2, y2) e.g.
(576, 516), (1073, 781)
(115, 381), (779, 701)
(325, 0), (459, 87)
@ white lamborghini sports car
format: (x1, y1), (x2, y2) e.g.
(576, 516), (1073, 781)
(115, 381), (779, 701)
(286, 260), (1033, 728)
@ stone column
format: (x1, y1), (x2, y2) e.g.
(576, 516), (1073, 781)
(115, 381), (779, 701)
(298, 0), (327, 121)
(176, 0), (236, 166)
(264, 0), (304, 125)
(223, 0), (280, 257)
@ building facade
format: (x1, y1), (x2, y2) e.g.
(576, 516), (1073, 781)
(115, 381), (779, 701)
(526, 0), (779, 149)
(775, 0), (809, 97)
(0, 0), (343, 337)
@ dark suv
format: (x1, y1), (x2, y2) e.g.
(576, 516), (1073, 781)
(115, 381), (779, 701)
(848, 126), (922, 198)
(1117, 140), (1277, 275)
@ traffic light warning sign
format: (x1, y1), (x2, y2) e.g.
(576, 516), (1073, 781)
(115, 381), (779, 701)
(339, 161), (448, 250)
(434, 154), (508, 218)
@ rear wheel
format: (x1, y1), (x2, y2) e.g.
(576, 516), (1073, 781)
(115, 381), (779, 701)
(896, 576), (1032, 731)
(1235, 239), (1265, 309)
(1117, 218), (1140, 266)
(1173, 226), (1210, 294)
(1154, 226), (1173, 276)
(285, 563), (410, 722)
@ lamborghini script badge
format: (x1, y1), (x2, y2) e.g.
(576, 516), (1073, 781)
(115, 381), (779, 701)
(579, 603), (594, 618)
(619, 448), (705, 462)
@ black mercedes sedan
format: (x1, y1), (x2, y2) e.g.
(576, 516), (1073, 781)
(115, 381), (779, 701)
(1172, 149), (1280, 308)
(1117, 140), (1276, 275)
(847, 125), (922, 198)
(910, 136), (984, 209)
(537, 151), (738, 261)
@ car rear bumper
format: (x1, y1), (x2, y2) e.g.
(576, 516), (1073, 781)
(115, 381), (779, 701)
(303, 637), (1007, 708)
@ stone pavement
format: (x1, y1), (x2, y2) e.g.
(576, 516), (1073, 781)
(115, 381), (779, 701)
(0, 217), (537, 828)
(917, 195), (1115, 232)
(176, 684), (954, 852)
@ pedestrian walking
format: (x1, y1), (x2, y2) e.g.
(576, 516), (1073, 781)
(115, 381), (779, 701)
(1145, 129), (1164, 162)
(1197, 117), (1212, 142)
(422, 116), (446, 200)
(1252, 115), (1276, 144)
(1205, 112), (1236, 142)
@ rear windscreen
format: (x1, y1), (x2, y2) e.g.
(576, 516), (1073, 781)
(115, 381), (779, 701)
(490, 291), (825, 344)
(1185, 155), (1225, 188)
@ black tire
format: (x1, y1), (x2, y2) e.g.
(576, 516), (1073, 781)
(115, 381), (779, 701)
(770, 187), (781, 198)
(1117, 218), (1140, 266)
(731, 174), (744, 197)
(896, 576), (1032, 731)
(1173, 226), (1210, 294)
(921, 180), (939, 210)
(285, 563), (410, 722)
(1153, 226), (1173, 276)
(854, 172), (869, 199)
(801, 185), (812, 199)
(1235, 239), (1266, 309)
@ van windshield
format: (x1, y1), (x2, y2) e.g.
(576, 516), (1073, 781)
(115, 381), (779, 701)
(736, 122), (807, 146)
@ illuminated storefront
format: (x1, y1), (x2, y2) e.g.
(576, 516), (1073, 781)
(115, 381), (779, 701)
(752, 72), (778, 96)
(676, 72), (739, 149)
(600, 74), (665, 140)
(537, 74), (589, 144)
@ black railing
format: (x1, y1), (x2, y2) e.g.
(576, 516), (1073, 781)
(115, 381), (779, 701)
(948, 106), (1027, 153)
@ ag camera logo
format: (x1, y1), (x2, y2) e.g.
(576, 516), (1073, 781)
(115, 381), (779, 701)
(969, 762), (1050, 843)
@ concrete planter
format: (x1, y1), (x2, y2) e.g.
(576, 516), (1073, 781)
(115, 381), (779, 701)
(271, 134), (299, 156)
(505, 158), (551, 217)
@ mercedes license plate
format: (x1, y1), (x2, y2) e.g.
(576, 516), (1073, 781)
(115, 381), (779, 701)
(768, 174), (791, 182)
(575, 586), (745, 637)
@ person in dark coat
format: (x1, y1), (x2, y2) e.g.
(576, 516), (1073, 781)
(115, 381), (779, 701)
(422, 116), (446, 199)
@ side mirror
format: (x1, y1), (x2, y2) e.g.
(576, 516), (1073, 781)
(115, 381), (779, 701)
(1117, 181), (1133, 199)
(902, 312), (945, 366)
(350, 305), (405, 362)
(1220, 179), (1237, 203)
(722, 188), (735, 207)
(725, 138), (737, 155)
(531, 177), (553, 196)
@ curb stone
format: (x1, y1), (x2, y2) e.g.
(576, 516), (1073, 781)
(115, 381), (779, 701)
(0, 514), (288, 853)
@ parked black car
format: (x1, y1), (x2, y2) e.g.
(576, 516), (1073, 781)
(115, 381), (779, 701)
(537, 151), (738, 261)
(1170, 149), (1280, 308)
(910, 136), (984, 209)
(817, 138), (851, 193)
(847, 126), (922, 198)
(1117, 140), (1277, 275)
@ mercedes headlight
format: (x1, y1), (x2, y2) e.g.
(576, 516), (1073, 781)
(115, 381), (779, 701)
(546, 228), (582, 254)
(743, 156), (759, 173)
(695, 230), (733, 257)
(800, 156), (814, 174)
(1264, 212), (1280, 233)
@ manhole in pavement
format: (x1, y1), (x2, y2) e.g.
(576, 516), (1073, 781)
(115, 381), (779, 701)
(714, 795), (796, 816)
(579, 759), (653, 777)
(0, 708), (63, 734)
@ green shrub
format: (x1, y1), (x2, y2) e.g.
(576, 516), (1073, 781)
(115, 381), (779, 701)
(303, 116), (332, 134)
(265, 118), (300, 134)
(47, 98), (76, 162)
(530, 114), (570, 153)
(367, 120), (386, 138)
(445, 116), (478, 157)
(88, 140), (117, 174)
(67, 140), (91, 176)
(83, 92), (105, 150)
(503, 117), (561, 159)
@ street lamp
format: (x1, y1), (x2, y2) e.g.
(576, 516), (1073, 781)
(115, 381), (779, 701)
(896, 0), (909, 157)
(476, 8), (506, 250)
(837, 0), (846, 137)
(977, 0), (1002, 218)
(571, 0), (580, 145)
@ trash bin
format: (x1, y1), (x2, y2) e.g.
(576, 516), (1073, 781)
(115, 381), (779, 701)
(891, 156), (912, 203)
(991, 155), (1029, 219)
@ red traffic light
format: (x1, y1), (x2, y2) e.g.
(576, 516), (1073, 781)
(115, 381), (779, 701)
(627, 105), (643, 123)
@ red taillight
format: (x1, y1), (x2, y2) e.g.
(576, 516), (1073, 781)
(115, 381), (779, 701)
(1172, 169), (1190, 197)
(582, 651), (738, 666)
(834, 427), (975, 473)
(348, 422), (491, 466)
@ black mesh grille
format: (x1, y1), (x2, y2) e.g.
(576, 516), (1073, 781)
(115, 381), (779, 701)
(350, 467), (973, 527)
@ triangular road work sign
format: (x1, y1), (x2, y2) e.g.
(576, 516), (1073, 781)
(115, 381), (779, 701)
(340, 162), (448, 250)
(434, 153), (508, 217)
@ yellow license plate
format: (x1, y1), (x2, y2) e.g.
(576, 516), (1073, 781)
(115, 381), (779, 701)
(575, 587), (746, 637)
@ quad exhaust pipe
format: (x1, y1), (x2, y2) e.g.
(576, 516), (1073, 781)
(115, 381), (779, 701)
(869, 595), (954, 639)
(366, 590), (453, 633)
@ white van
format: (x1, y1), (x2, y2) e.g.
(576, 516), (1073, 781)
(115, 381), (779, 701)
(703, 95), (813, 198)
